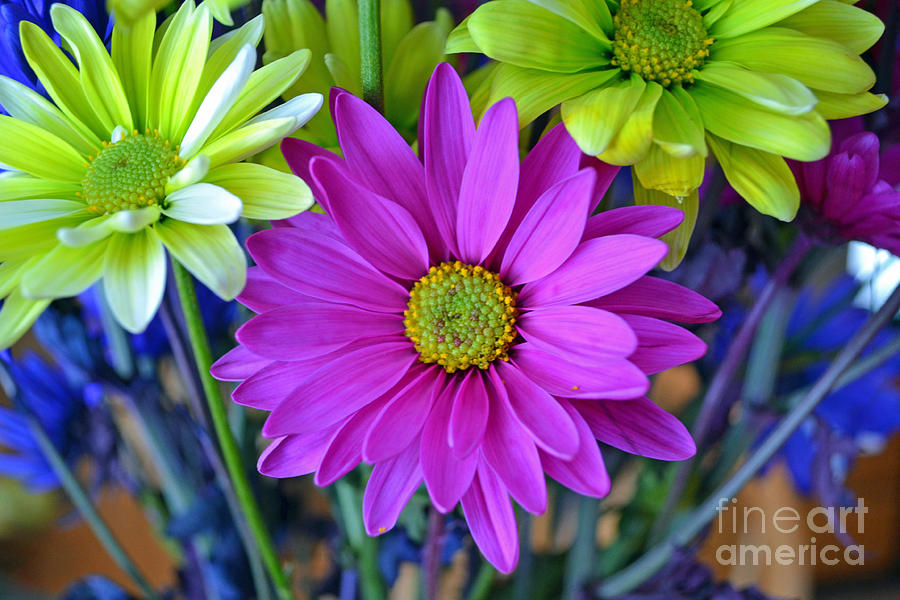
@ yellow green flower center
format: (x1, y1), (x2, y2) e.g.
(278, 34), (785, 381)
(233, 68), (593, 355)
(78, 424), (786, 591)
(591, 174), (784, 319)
(610, 0), (713, 87)
(404, 261), (518, 373)
(81, 130), (186, 215)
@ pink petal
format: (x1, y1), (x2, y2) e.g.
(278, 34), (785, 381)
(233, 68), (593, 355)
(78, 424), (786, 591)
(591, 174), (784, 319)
(421, 378), (478, 512)
(423, 63), (476, 258)
(246, 228), (409, 313)
(512, 343), (649, 400)
(587, 276), (722, 323)
(257, 425), (343, 478)
(500, 169), (595, 285)
(449, 370), (490, 458)
(517, 306), (637, 365)
(332, 91), (445, 258)
(582, 205), (684, 240)
(364, 367), (441, 463)
(573, 396), (696, 460)
(519, 235), (667, 308)
(238, 266), (310, 313)
(281, 138), (344, 212)
(232, 361), (300, 411)
(310, 157), (429, 280)
(581, 155), (621, 213)
(262, 341), (418, 437)
(540, 399), (610, 497)
(278, 211), (342, 239)
(490, 123), (583, 263)
(482, 371), (547, 514)
(235, 302), (403, 361)
(460, 463), (519, 574)
(494, 362), (579, 459)
(456, 98), (520, 264)
(363, 437), (423, 536)
(621, 314), (708, 375)
(211, 345), (272, 381)
(315, 400), (385, 486)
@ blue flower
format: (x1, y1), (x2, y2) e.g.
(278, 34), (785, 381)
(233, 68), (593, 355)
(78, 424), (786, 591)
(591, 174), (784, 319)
(0, 0), (109, 89)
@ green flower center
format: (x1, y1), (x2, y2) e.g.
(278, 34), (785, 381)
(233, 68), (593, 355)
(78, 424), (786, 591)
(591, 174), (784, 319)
(404, 261), (518, 373)
(81, 130), (185, 215)
(611, 0), (713, 87)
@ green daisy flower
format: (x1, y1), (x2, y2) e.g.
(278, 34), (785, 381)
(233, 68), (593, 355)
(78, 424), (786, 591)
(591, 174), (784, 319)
(110, 0), (247, 25)
(261, 0), (452, 157)
(449, 0), (886, 221)
(0, 1), (322, 348)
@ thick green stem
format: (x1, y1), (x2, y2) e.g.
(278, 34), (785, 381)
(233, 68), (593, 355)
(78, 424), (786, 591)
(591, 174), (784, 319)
(358, 0), (384, 112)
(334, 479), (384, 600)
(171, 262), (292, 600)
(598, 282), (900, 598)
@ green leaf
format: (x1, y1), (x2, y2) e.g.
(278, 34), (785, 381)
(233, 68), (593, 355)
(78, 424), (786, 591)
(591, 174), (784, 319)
(112, 11), (155, 132)
(707, 133), (800, 221)
(560, 74), (643, 156)
(598, 81), (663, 165)
(651, 88), (707, 158)
(19, 21), (107, 137)
(633, 142), (705, 198)
(778, 0), (884, 54)
(0, 115), (88, 182)
(709, 0), (817, 39)
(210, 49), (312, 140)
(204, 163), (314, 220)
(690, 81), (830, 161)
(153, 220), (246, 300)
(20, 238), (109, 298)
(385, 22), (446, 131)
(467, 0), (609, 73)
(526, 0), (612, 42)
(812, 90), (888, 119)
(0, 75), (100, 156)
(0, 289), (51, 350)
(51, 4), (133, 132)
(711, 27), (875, 95)
(103, 230), (166, 333)
(487, 64), (616, 127)
(696, 62), (817, 115)
(632, 171), (698, 271)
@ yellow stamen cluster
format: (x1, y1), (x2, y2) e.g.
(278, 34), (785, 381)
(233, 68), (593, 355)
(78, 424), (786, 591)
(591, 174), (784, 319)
(610, 0), (713, 87)
(80, 129), (185, 215)
(404, 261), (518, 373)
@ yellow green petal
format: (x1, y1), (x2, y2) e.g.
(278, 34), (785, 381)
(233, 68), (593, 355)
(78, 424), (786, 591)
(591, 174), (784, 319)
(204, 163), (314, 219)
(103, 230), (166, 334)
(778, 0), (884, 54)
(526, 0), (613, 42)
(325, 0), (361, 82)
(20, 239), (109, 299)
(199, 117), (297, 169)
(633, 143), (705, 198)
(560, 75), (643, 156)
(651, 88), (707, 158)
(707, 133), (800, 221)
(0, 173), (81, 202)
(695, 62), (817, 115)
(812, 90), (888, 119)
(632, 171), (698, 271)
(0, 116), (88, 182)
(0, 289), (51, 350)
(385, 22), (447, 132)
(446, 16), (480, 54)
(690, 81), (830, 161)
(0, 200), (88, 229)
(112, 11), (155, 132)
(154, 220), (246, 300)
(201, 15), (265, 106)
(51, 4), (133, 132)
(711, 27), (876, 95)
(381, 0), (415, 66)
(598, 81), (663, 165)
(467, 0), (610, 73)
(0, 215), (89, 261)
(709, 0), (817, 39)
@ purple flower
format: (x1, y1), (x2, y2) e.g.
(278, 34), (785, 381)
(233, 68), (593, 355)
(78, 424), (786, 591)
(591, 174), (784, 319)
(791, 119), (900, 255)
(213, 64), (720, 573)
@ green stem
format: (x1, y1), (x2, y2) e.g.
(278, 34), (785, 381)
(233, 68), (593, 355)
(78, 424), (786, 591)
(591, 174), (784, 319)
(358, 0), (384, 112)
(598, 281), (900, 598)
(334, 479), (384, 600)
(18, 399), (158, 599)
(563, 496), (598, 600)
(171, 261), (292, 600)
(466, 558), (495, 600)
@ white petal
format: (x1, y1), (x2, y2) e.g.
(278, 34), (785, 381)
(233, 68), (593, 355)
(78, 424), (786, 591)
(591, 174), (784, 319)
(162, 183), (242, 224)
(57, 207), (160, 246)
(166, 155), (211, 194)
(111, 125), (128, 143)
(103, 230), (167, 333)
(0, 199), (86, 230)
(180, 45), (256, 158)
(246, 93), (324, 130)
(107, 206), (161, 232)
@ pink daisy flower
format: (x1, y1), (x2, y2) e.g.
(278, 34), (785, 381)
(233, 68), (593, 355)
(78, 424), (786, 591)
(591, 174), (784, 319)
(212, 64), (720, 573)
(792, 119), (900, 255)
